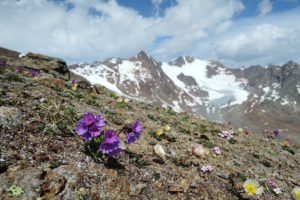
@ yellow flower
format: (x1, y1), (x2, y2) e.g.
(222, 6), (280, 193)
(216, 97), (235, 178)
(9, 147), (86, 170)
(71, 84), (77, 91)
(282, 139), (289, 147)
(155, 129), (163, 136)
(124, 99), (129, 103)
(237, 128), (243, 133)
(292, 187), (300, 200)
(243, 179), (264, 196)
(164, 125), (171, 131)
(117, 97), (123, 103)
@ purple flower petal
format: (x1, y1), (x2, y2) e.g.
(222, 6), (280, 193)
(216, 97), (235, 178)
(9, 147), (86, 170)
(83, 112), (95, 126)
(75, 112), (106, 140)
(127, 132), (139, 144)
(76, 121), (88, 136)
(132, 121), (142, 133)
(94, 115), (106, 127)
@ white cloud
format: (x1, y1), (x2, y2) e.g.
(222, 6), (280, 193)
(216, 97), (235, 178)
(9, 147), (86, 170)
(0, 0), (244, 63)
(151, 0), (164, 16)
(0, 0), (299, 68)
(152, 0), (244, 58)
(212, 8), (300, 67)
(0, 0), (156, 62)
(258, 0), (272, 16)
(216, 24), (294, 60)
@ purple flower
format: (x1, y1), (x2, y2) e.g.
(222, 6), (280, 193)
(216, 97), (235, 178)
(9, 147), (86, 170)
(218, 130), (234, 139)
(273, 129), (280, 137)
(0, 60), (6, 68)
(268, 179), (278, 188)
(72, 80), (77, 84)
(124, 120), (143, 144)
(201, 165), (213, 173)
(17, 67), (24, 73)
(214, 146), (221, 155)
(76, 112), (106, 140)
(29, 69), (39, 77)
(99, 130), (121, 156)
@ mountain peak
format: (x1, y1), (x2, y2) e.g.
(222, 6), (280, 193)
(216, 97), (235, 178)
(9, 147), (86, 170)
(168, 56), (195, 67)
(136, 50), (149, 58)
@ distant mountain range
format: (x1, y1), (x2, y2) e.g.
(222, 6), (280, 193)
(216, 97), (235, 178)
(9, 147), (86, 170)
(70, 51), (300, 139)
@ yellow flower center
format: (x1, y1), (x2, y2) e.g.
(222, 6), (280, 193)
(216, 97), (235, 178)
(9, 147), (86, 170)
(117, 98), (123, 103)
(71, 84), (77, 91)
(283, 140), (289, 147)
(245, 183), (257, 195)
(295, 191), (300, 200)
(156, 129), (163, 136)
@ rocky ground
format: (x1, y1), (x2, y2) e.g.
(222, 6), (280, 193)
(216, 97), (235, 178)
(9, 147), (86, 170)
(0, 51), (299, 200)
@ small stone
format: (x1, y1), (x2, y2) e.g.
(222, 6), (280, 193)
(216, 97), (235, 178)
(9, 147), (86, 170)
(119, 140), (126, 150)
(192, 144), (209, 157)
(169, 185), (184, 193)
(94, 84), (105, 94)
(78, 187), (87, 195)
(154, 144), (166, 160)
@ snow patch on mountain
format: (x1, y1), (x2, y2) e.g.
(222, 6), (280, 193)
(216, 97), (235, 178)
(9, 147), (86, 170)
(162, 58), (249, 108)
(72, 64), (125, 96)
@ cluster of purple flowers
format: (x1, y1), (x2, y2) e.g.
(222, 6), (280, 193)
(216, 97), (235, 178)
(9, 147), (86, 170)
(17, 67), (24, 73)
(201, 165), (213, 173)
(218, 130), (234, 139)
(273, 129), (280, 137)
(214, 146), (221, 155)
(268, 179), (282, 194)
(76, 112), (142, 156)
(29, 69), (40, 77)
(0, 60), (6, 68)
(123, 121), (142, 144)
(76, 112), (106, 140)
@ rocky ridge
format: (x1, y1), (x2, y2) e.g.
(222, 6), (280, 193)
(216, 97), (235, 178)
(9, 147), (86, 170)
(71, 52), (300, 145)
(0, 48), (299, 199)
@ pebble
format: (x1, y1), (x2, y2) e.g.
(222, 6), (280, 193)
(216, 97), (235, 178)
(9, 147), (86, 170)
(154, 143), (166, 160)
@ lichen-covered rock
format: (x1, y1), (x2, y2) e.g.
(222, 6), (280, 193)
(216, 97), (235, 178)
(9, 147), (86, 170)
(0, 165), (83, 200)
(0, 167), (42, 199)
(41, 165), (83, 200)
(23, 53), (68, 72)
(0, 106), (22, 130)
(19, 53), (69, 79)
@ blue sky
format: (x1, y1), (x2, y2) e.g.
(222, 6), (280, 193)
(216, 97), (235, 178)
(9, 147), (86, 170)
(0, 0), (300, 67)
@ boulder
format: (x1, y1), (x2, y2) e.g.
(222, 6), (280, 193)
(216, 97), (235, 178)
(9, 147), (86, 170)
(21, 53), (69, 78)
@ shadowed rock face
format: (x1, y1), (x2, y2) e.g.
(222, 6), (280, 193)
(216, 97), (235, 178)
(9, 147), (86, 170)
(177, 73), (209, 97)
(0, 47), (70, 80)
(0, 47), (20, 58)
